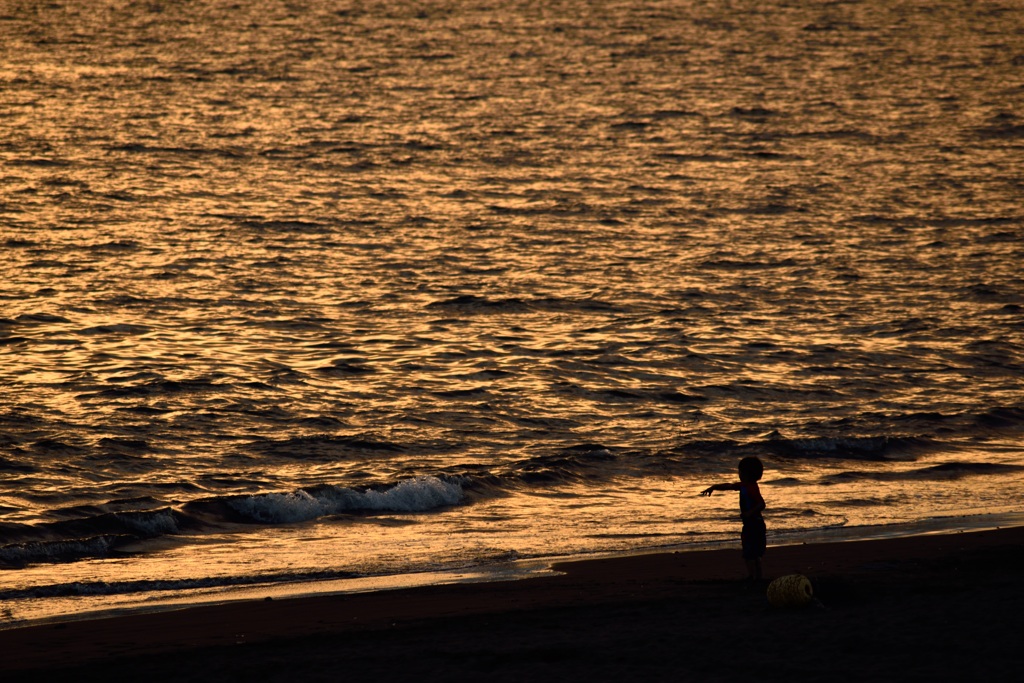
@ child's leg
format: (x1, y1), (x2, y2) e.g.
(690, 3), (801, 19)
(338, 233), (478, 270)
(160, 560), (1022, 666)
(746, 558), (762, 581)
(745, 520), (770, 581)
(741, 520), (766, 581)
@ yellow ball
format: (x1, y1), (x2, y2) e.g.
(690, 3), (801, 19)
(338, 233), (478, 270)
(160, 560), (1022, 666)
(767, 574), (814, 607)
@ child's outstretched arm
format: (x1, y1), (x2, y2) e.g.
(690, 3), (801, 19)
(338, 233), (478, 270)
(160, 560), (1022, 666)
(700, 482), (740, 496)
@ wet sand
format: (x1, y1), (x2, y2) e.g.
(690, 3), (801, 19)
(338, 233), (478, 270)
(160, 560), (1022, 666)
(2, 526), (1022, 682)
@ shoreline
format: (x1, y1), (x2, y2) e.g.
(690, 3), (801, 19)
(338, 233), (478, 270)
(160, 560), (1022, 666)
(5, 510), (1021, 631)
(2, 524), (1022, 679)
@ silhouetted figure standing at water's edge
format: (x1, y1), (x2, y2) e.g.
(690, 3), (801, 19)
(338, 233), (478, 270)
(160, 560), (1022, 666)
(701, 456), (766, 582)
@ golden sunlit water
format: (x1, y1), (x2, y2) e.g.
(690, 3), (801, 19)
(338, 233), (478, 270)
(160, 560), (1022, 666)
(1, 0), (1023, 624)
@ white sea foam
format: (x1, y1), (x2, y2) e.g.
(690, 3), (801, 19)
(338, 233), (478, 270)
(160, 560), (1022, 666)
(229, 490), (327, 524)
(117, 509), (179, 536)
(227, 476), (466, 524)
(356, 476), (466, 511)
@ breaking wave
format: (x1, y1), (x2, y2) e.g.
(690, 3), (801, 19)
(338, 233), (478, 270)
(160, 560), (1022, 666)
(221, 475), (467, 524)
(0, 476), (467, 568)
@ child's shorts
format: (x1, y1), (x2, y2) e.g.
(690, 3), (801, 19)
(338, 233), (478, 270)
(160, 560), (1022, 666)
(741, 518), (767, 560)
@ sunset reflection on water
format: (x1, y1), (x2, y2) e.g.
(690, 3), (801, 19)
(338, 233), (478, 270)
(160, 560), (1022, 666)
(1, 0), (1022, 623)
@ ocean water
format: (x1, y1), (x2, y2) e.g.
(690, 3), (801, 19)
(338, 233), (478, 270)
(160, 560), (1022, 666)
(1, 0), (1023, 625)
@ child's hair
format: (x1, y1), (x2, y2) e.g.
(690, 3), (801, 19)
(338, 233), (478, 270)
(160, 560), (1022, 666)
(738, 456), (763, 482)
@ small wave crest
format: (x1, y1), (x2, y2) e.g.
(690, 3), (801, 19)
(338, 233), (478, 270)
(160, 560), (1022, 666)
(424, 294), (620, 314)
(250, 433), (406, 459)
(0, 535), (137, 568)
(763, 435), (931, 461)
(0, 509), (179, 546)
(500, 445), (617, 485)
(224, 476), (466, 524)
(669, 433), (933, 463)
(822, 461), (1024, 484)
(974, 406), (1024, 431)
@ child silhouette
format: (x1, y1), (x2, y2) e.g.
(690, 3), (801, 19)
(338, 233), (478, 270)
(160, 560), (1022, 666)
(701, 456), (766, 581)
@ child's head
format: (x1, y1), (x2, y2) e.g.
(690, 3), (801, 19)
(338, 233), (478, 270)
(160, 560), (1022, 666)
(738, 456), (763, 482)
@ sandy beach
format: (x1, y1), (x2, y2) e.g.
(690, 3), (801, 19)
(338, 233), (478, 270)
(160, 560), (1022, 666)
(2, 526), (1021, 682)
